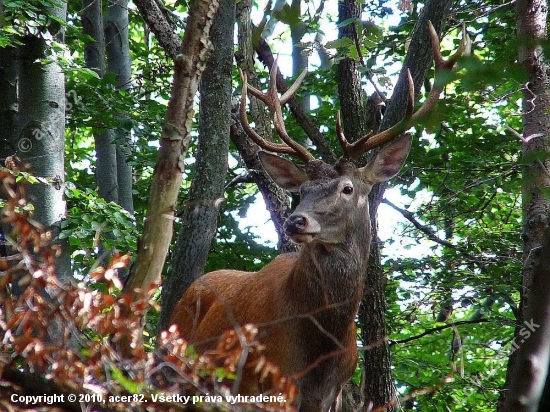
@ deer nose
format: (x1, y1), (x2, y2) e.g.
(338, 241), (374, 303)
(286, 214), (308, 232)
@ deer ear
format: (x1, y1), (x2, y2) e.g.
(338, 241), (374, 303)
(361, 134), (412, 184)
(258, 151), (309, 192)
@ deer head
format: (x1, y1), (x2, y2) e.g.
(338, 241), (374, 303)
(240, 22), (470, 250)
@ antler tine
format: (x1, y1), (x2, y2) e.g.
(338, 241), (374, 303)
(239, 61), (314, 163)
(341, 70), (415, 160)
(411, 23), (470, 123)
(428, 21), (446, 70)
(428, 21), (471, 71)
(336, 111), (350, 152)
(239, 70), (301, 157)
(342, 21), (470, 160)
(281, 67), (308, 104)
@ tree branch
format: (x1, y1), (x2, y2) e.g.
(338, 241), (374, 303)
(389, 319), (489, 346)
(382, 198), (455, 248)
(132, 0), (182, 60)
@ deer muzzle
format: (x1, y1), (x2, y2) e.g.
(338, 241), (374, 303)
(285, 213), (321, 244)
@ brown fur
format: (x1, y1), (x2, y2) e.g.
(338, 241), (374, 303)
(171, 252), (358, 411)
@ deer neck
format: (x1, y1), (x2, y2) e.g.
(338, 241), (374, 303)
(288, 218), (371, 329)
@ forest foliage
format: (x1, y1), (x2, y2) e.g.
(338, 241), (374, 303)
(0, 0), (542, 410)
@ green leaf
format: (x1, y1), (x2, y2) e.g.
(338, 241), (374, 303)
(325, 38), (354, 50)
(337, 17), (359, 28)
(110, 366), (144, 394)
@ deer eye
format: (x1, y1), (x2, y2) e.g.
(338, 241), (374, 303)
(342, 185), (354, 195)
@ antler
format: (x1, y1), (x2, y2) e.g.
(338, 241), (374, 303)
(239, 60), (315, 163)
(339, 21), (471, 161)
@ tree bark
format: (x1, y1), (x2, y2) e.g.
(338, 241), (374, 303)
(336, 2), (389, 408)
(105, 0), (134, 214)
(158, 0), (235, 332)
(500, 1), (550, 410)
(290, 0), (309, 112)
(517, 0), (550, 345)
(82, 0), (119, 204)
(132, 0), (181, 61)
(337, 0), (367, 145)
(504, 228), (550, 412)
(15, 2), (71, 279)
(0, 46), (17, 159)
(0, 45), (18, 262)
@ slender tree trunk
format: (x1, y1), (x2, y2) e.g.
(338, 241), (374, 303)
(336, 2), (392, 408)
(0, 45), (18, 261)
(235, 0), (272, 141)
(119, 0), (220, 357)
(517, 0), (550, 363)
(0, 46), (17, 157)
(290, 0), (309, 112)
(158, 0), (235, 331)
(337, 0), (367, 144)
(500, 1), (550, 410)
(105, 0), (134, 214)
(82, 0), (119, 205)
(504, 232), (550, 411)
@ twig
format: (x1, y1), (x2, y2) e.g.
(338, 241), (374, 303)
(507, 125), (550, 178)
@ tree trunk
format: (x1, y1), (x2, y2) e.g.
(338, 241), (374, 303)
(336, 2), (390, 408)
(82, 0), (119, 204)
(348, 1), (453, 410)
(105, 0), (134, 214)
(337, 0), (367, 144)
(500, 1), (550, 410)
(16, 2), (71, 279)
(158, 0), (235, 332)
(504, 230), (550, 411)
(290, 0), (309, 112)
(0, 46), (17, 158)
(119, 0), (220, 357)
(0, 45), (18, 261)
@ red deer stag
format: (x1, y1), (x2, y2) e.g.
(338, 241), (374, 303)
(171, 22), (469, 412)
